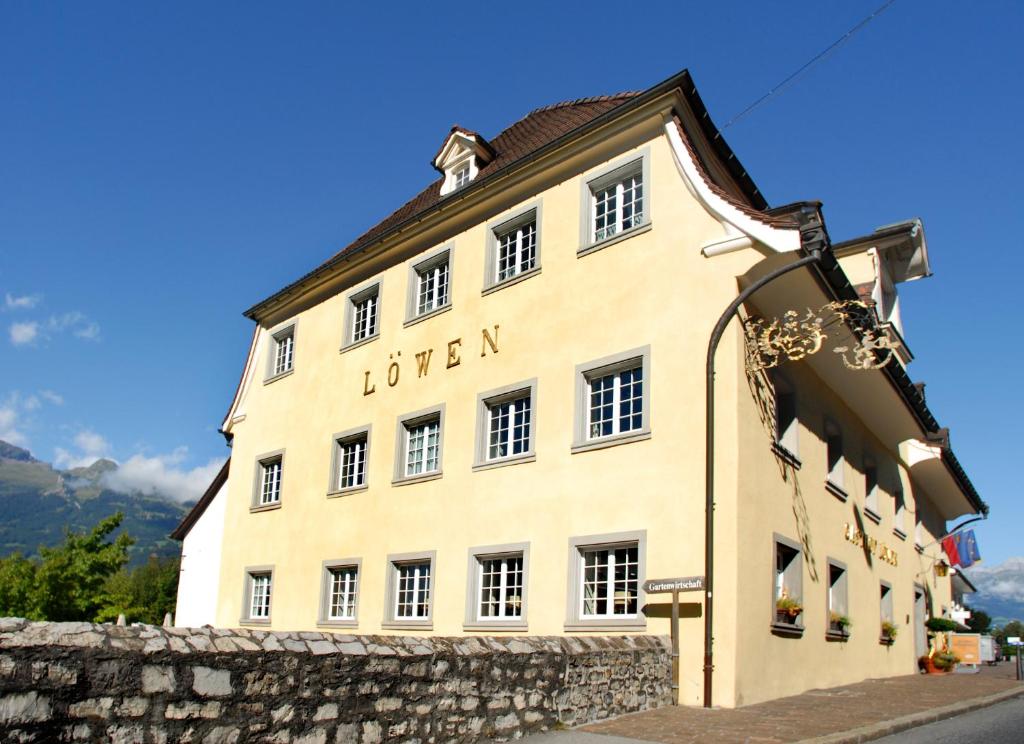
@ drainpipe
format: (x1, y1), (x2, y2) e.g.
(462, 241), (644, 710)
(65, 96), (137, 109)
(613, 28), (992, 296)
(703, 207), (828, 708)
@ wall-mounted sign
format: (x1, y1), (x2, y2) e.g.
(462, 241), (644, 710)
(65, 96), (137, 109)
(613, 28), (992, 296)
(643, 576), (704, 593)
(843, 523), (898, 567)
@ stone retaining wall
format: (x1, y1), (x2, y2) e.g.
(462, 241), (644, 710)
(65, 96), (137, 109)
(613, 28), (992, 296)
(0, 619), (671, 743)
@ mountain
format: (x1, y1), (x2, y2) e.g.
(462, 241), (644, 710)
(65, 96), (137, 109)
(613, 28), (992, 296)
(964, 558), (1024, 626)
(0, 440), (188, 567)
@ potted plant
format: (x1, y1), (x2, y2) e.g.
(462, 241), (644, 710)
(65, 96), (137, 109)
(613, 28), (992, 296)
(829, 611), (852, 635)
(881, 621), (898, 643)
(775, 594), (803, 624)
(933, 651), (959, 672)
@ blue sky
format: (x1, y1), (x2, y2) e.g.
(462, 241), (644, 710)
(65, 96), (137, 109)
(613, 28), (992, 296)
(1, 2), (1021, 563)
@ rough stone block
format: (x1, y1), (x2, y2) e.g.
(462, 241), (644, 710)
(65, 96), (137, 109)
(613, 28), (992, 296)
(192, 666), (232, 697)
(69, 697), (114, 720)
(165, 701), (222, 720)
(117, 697), (149, 717)
(271, 703), (295, 724)
(106, 723), (145, 744)
(202, 726), (241, 744)
(360, 721), (383, 744)
(313, 703), (338, 721)
(142, 665), (175, 694)
(0, 692), (51, 724)
(334, 723), (358, 742)
(293, 730), (327, 744)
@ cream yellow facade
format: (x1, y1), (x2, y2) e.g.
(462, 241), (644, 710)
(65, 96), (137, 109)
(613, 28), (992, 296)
(192, 70), (984, 708)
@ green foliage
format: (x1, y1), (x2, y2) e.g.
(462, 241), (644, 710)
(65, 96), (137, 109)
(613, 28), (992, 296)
(965, 606), (992, 634)
(925, 617), (959, 632)
(0, 553), (38, 617)
(97, 555), (180, 625)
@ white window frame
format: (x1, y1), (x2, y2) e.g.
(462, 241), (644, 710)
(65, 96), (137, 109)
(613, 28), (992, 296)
(327, 425), (371, 497)
(405, 246), (453, 326)
(578, 148), (652, 257)
(572, 347), (651, 454)
(383, 551), (436, 629)
(473, 379), (537, 471)
(393, 404), (445, 486)
(464, 543), (530, 631)
(264, 320), (297, 383)
(251, 449), (285, 512)
(318, 558), (361, 628)
(484, 202), (542, 293)
(241, 565), (274, 625)
(342, 281), (382, 351)
(565, 530), (646, 630)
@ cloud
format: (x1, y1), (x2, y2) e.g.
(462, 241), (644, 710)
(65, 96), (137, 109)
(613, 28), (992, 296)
(73, 322), (101, 340)
(0, 404), (26, 446)
(53, 428), (113, 469)
(0, 391), (62, 446)
(75, 430), (110, 456)
(9, 322), (39, 346)
(103, 447), (224, 503)
(39, 390), (63, 406)
(4, 293), (41, 311)
(53, 447), (105, 470)
(967, 558), (1024, 604)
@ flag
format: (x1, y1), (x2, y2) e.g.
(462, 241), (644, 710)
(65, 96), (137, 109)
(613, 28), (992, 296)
(953, 532), (974, 568)
(963, 530), (981, 564)
(941, 534), (961, 566)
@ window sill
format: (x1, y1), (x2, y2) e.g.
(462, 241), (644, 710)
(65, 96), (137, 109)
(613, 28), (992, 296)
(577, 221), (652, 258)
(327, 485), (368, 499)
(249, 503), (282, 514)
(879, 636), (896, 646)
(263, 369), (294, 386)
(893, 527), (907, 541)
(403, 303), (452, 329)
(571, 429), (651, 455)
(864, 507), (881, 525)
(472, 453), (536, 473)
(240, 618), (271, 627)
(771, 442), (802, 469)
(826, 481), (849, 502)
(564, 620), (646, 632)
(771, 622), (805, 638)
(463, 622), (529, 632)
(339, 333), (380, 354)
(826, 629), (850, 642)
(391, 471), (443, 487)
(381, 621), (433, 630)
(482, 266), (542, 296)
(317, 620), (358, 630)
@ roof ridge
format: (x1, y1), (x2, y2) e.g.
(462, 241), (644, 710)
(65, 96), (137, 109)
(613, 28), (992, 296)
(526, 91), (642, 116)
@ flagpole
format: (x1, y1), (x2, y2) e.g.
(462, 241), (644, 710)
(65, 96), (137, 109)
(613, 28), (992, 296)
(916, 515), (987, 552)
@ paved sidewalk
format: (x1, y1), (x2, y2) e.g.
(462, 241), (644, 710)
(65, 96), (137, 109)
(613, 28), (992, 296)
(524, 663), (1023, 744)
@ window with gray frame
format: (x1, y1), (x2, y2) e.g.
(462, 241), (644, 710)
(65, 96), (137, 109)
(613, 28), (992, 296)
(825, 421), (845, 494)
(344, 283), (380, 347)
(474, 380), (536, 469)
(864, 456), (879, 517)
(580, 152), (650, 254)
(271, 327), (294, 377)
(255, 454), (283, 507)
(329, 426), (370, 494)
(773, 374), (799, 459)
(573, 347), (651, 452)
(827, 561), (849, 632)
(774, 536), (803, 625)
(894, 489), (906, 535)
(242, 567), (273, 624)
(318, 559), (360, 626)
(384, 554), (434, 625)
(880, 582), (894, 628)
(394, 405), (444, 484)
(413, 251), (450, 317)
(477, 552), (524, 621)
(566, 531), (646, 629)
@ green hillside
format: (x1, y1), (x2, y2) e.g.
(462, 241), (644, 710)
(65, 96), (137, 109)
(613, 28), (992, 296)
(0, 442), (188, 567)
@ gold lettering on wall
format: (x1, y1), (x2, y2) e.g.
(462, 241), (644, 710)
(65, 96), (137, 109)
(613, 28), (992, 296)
(363, 371), (376, 396)
(843, 523), (898, 567)
(481, 325), (500, 357)
(447, 338), (462, 369)
(415, 349), (433, 377)
(387, 352), (401, 387)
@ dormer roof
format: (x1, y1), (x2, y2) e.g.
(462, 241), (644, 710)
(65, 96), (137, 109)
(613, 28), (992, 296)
(431, 126), (496, 173)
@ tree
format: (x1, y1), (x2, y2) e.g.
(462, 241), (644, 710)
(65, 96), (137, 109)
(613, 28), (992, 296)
(965, 605), (992, 634)
(97, 555), (180, 625)
(0, 553), (38, 618)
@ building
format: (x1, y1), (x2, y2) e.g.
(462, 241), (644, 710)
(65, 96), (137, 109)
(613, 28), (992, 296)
(172, 68), (986, 708)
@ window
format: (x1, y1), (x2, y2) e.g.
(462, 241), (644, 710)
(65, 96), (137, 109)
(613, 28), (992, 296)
(572, 347), (651, 453)
(827, 560), (849, 636)
(318, 559), (361, 627)
(393, 405), (445, 485)
(328, 426), (370, 496)
(894, 489), (907, 537)
(343, 282), (381, 349)
(773, 535), (803, 627)
(474, 380), (537, 470)
(864, 456), (880, 520)
(485, 204), (542, 291)
(772, 374), (799, 461)
(565, 531), (646, 629)
(406, 247), (452, 324)
(241, 566), (274, 624)
(880, 582), (894, 641)
(454, 164), (471, 189)
(251, 450), (285, 511)
(464, 543), (530, 629)
(383, 551), (436, 628)
(264, 321), (297, 382)
(825, 420), (846, 498)
(579, 149), (651, 255)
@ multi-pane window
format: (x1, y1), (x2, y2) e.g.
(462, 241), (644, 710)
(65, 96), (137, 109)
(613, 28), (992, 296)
(580, 544), (639, 619)
(864, 459), (879, 515)
(395, 561), (431, 619)
(249, 572), (271, 619)
(487, 395), (531, 461)
(496, 220), (536, 283)
(272, 328), (294, 376)
(774, 539), (803, 624)
(587, 365), (643, 439)
(327, 566), (358, 620)
(352, 290), (379, 343)
(593, 169), (643, 242)
(774, 379), (798, 456)
(477, 554), (524, 621)
(337, 436), (367, 490)
(894, 489), (906, 534)
(405, 418), (441, 476)
(260, 458), (282, 505)
(454, 164), (471, 189)
(416, 256), (450, 316)
(827, 562), (849, 632)
(826, 422), (845, 490)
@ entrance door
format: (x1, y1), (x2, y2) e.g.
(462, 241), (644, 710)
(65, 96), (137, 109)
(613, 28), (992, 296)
(914, 587), (927, 658)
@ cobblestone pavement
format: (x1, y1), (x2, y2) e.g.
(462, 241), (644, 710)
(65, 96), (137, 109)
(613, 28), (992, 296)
(565, 663), (1023, 743)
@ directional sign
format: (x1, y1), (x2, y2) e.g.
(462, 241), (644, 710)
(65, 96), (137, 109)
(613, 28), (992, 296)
(643, 576), (704, 593)
(1008, 636), (1022, 646)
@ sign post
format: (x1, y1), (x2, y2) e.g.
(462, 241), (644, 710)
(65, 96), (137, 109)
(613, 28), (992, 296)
(1010, 637), (1023, 681)
(643, 576), (705, 706)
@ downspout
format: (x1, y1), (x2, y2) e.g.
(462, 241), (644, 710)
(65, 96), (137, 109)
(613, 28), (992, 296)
(703, 206), (829, 707)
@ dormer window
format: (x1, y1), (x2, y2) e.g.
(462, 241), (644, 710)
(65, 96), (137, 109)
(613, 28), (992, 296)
(433, 126), (496, 197)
